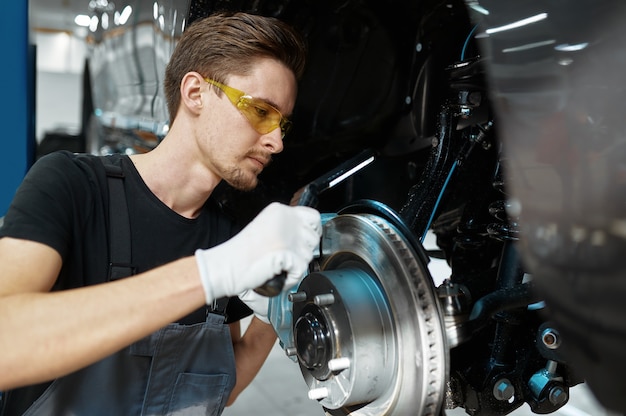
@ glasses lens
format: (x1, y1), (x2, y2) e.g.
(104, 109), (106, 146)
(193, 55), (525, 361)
(237, 97), (290, 137)
(205, 79), (292, 138)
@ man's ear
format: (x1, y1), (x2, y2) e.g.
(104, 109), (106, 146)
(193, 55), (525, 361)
(180, 72), (205, 115)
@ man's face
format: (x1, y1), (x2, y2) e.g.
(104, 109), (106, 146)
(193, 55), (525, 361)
(198, 58), (298, 191)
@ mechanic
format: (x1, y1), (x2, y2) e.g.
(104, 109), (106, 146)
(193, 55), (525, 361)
(0, 11), (320, 415)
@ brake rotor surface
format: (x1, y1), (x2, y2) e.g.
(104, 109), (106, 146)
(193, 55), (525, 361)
(290, 212), (448, 415)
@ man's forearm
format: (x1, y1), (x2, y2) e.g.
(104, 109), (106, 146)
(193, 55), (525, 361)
(0, 256), (205, 390)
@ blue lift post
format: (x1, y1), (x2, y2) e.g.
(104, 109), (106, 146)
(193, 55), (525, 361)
(1, 1), (35, 217)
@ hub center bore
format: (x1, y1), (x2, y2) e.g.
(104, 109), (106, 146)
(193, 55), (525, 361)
(295, 307), (332, 372)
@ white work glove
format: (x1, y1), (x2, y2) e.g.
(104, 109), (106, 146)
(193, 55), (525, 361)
(239, 289), (270, 324)
(195, 202), (321, 304)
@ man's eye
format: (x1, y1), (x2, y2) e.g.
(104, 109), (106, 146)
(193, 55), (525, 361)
(253, 105), (269, 118)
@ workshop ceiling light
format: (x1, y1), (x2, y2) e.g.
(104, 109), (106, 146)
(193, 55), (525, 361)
(74, 14), (91, 27)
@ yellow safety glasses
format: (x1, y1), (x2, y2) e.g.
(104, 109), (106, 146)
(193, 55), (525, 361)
(205, 78), (292, 138)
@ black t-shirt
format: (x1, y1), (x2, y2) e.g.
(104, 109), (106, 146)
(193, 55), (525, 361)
(0, 150), (250, 323)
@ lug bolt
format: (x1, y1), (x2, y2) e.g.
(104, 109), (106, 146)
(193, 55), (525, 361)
(313, 293), (335, 306)
(493, 378), (515, 401)
(288, 291), (307, 302)
(308, 387), (329, 401)
(328, 357), (351, 372)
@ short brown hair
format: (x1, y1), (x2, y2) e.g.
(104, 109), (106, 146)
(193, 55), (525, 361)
(164, 11), (307, 125)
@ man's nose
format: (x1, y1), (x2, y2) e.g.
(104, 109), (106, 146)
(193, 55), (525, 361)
(261, 128), (284, 153)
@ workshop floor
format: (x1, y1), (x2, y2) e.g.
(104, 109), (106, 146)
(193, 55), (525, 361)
(223, 232), (617, 416)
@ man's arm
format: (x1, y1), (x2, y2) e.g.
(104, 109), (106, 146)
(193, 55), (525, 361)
(226, 317), (277, 406)
(0, 202), (320, 391)
(0, 237), (206, 390)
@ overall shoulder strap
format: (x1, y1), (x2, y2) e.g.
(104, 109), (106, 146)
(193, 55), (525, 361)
(101, 156), (135, 280)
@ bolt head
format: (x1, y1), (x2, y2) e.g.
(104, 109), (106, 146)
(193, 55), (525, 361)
(493, 379), (515, 401)
(549, 386), (568, 406)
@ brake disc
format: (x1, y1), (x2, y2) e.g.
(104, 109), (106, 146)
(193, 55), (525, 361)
(287, 212), (448, 415)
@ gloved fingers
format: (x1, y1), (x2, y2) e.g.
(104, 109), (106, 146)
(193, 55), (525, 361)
(291, 227), (321, 262)
(282, 254), (313, 290)
(238, 289), (270, 323)
(293, 205), (323, 233)
(290, 207), (322, 251)
(238, 288), (265, 304)
(252, 252), (307, 290)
